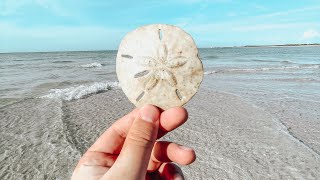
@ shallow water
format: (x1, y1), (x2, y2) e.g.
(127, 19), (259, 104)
(0, 51), (117, 101)
(1, 47), (319, 101)
(1, 46), (320, 179)
(200, 46), (320, 154)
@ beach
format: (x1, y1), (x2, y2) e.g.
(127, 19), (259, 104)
(1, 46), (320, 179)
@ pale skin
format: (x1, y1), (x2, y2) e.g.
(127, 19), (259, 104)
(71, 105), (196, 180)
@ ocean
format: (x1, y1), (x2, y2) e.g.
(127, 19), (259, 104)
(1, 47), (319, 103)
(1, 46), (320, 179)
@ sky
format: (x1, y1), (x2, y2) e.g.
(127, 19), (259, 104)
(0, 0), (320, 52)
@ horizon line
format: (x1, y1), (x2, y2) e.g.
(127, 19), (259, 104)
(1, 43), (319, 54)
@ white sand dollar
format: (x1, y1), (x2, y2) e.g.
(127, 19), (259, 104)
(116, 24), (203, 110)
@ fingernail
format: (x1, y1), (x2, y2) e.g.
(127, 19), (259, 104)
(179, 145), (194, 151)
(140, 105), (159, 123)
(173, 173), (184, 180)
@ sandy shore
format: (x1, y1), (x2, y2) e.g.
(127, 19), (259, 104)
(1, 87), (320, 179)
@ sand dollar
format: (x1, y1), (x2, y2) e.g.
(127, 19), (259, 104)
(116, 24), (203, 110)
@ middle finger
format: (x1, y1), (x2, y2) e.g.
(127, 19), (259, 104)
(147, 141), (196, 172)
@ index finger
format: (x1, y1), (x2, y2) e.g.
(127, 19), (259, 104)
(157, 107), (188, 138)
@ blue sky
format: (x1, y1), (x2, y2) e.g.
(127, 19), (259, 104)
(0, 0), (320, 52)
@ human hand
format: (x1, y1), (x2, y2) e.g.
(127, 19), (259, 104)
(71, 105), (196, 180)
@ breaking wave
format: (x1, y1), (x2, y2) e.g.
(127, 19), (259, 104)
(251, 59), (293, 64)
(80, 62), (103, 68)
(41, 81), (119, 101)
(204, 71), (217, 75)
(204, 64), (320, 75)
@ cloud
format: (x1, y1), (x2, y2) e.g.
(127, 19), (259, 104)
(185, 21), (318, 33)
(302, 29), (320, 39)
(255, 6), (320, 19)
(0, 22), (125, 52)
(0, 0), (29, 16)
(0, 0), (68, 16)
(34, 0), (69, 17)
(232, 23), (315, 32)
(0, 22), (118, 38)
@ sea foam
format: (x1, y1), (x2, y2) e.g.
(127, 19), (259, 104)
(229, 64), (320, 72)
(204, 64), (320, 75)
(80, 62), (103, 68)
(204, 71), (217, 75)
(41, 81), (119, 101)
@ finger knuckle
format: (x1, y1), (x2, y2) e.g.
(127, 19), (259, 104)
(127, 128), (155, 148)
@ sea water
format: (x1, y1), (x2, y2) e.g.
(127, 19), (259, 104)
(1, 47), (319, 104)
(200, 46), (320, 154)
(1, 46), (320, 179)
(0, 51), (118, 105)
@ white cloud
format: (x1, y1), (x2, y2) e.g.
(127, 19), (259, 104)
(0, 22), (125, 52)
(0, 22), (117, 38)
(0, 0), (68, 16)
(302, 29), (320, 39)
(35, 0), (69, 17)
(0, 0), (30, 16)
(185, 22), (318, 33)
(254, 6), (320, 19)
(233, 23), (314, 32)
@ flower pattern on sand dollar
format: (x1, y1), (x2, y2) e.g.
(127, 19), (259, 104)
(134, 43), (187, 91)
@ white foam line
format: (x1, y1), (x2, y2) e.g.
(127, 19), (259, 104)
(41, 81), (119, 101)
(80, 62), (103, 68)
(204, 64), (320, 75)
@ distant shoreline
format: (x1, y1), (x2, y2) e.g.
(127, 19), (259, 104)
(242, 43), (320, 48)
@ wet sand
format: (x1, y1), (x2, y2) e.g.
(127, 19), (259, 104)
(1, 86), (320, 179)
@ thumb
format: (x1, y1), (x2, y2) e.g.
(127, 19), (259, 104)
(106, 105), (160, 179)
